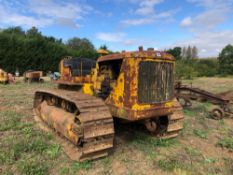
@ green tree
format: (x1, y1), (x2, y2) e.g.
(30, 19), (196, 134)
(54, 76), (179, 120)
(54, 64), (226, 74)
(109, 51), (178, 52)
(195, 59), (218, 77)
(99, 45), (108, 50)
(181, 47), (187, 59)
(186, 46), (192, 60)
(167, 47), (182, 60)
(0, 27), (83, 73)
(2, 26), (25, 36)
(218, 44), (233, 75)
(26, 27), (42, 38)
(192, 46), (198, 59)
(66, 37), (97, 58)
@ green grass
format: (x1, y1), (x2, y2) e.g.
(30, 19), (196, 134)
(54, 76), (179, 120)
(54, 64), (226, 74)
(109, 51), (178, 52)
(132, 132), (178, 148)
(158, 158), (190, 172)
(193, 129), (208, 139)
(217, 137), (233, 151)
(203, 157), (217, 164)
(130, 132), (178, 160)
(185, 147), (201, 157)
(17, 158), (49, 175)
(0, 105), (61, 174)
(71, 161), (92, 171)
(59, 161), (92, 175)
(0, 111), (31, 131)
(183, 109), (196, 117)
(46, 143), (60, 159)
(0, 77), (233, 175)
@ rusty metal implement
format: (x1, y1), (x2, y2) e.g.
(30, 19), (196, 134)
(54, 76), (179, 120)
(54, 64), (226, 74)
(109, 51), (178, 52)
(175, 82), (233, 119)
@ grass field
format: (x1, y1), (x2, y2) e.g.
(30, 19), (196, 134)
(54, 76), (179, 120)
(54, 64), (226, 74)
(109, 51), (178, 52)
(0, 77), (233, 175)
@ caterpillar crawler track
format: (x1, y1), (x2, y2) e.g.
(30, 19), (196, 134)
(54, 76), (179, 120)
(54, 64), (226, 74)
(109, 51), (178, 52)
(163, 99), (184, 138)
(34, 89), (114, 161)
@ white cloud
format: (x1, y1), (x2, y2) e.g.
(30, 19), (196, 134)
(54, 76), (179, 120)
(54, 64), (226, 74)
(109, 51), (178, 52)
(187, 0), (232, 8)
(96, 32), (158, 48)
(120, 0), (178, 26)
(181, 0), (232, 30)
(135, 0), (164, 16)
(0, 6), (52, 27)
(0, 0), (93, 28)
(180, 17), (192, 27)
(121, 9), (179, 26)
(96, 32), (126, 42)
(177, 0), (233, 57)
(29, 0), (92, 19)
(175, 30), (233, 57)
(121, 18), (154, 26)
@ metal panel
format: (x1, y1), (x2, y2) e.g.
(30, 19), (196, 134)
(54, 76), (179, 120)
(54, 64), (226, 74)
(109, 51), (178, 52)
(64, 58), (96, 76)
(138, 61), (174, 103)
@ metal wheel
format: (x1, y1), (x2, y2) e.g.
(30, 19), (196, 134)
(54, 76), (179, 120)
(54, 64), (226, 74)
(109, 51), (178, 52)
(61, 100), (67, 110)
(210, 107), (225, 120)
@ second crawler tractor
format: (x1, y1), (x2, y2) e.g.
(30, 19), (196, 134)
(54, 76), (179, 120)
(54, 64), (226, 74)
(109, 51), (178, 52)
(34, 47), (184, 161)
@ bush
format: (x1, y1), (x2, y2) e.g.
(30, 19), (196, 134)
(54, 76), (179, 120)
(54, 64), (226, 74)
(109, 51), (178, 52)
(175, 58), (219, 79)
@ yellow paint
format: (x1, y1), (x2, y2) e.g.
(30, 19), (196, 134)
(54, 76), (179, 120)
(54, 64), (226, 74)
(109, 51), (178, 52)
(128, 58), (138, 98)
(132, 103), (151, 110)
(82, 83), (94, 96)
(165, 101), (173, 108)
(67, 123), (79, 143)
(0, 69), (7, 82)
(108, 72), (124, 107)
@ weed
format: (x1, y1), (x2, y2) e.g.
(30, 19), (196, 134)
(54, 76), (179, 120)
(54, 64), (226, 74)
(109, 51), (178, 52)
(17, 159), (49, 175)
(185, 147), (200, 156)
(13, 138), (48, 155)
(131, 132), (178, 161)
(102, 156), (113, 166)
(218, 119), (225, 126)
(158, 159), (189, 172)
(217, 137), (233, 150)
(133, 133), (177, 148)
(193, 129), (208, 139)
(0, 111), (25, 131)
(46, 143), (60, 159)
(60, 167), (70, 175)
(71, 161), (92, 171)
(0, 150), (15, 164)
(2, 170), (14, 175)
(204, 157), (217, 164)
(184, 109), (196, 117)
(22, 126), (33, 136)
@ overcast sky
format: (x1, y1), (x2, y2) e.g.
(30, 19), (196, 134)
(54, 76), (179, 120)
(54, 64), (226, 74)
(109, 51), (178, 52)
(0, 0), (233, 57)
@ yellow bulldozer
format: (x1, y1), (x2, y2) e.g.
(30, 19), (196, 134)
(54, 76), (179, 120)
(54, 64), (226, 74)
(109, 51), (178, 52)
(0, 69), (8, 84)
(33, 47), (184, 161)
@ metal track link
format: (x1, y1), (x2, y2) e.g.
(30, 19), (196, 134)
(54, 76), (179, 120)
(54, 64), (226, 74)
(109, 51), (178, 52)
(34, 89), (114, 162)
(161, 99), (184, 139)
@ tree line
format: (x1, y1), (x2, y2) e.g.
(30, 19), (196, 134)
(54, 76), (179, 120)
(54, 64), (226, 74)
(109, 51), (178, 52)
(166, 45), (233, 79)
(0, 26), (232, 78)
(0, 27), (98, 74)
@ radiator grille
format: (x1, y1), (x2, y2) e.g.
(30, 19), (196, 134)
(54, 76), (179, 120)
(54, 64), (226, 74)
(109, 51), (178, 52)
(138, 61), (174, 103)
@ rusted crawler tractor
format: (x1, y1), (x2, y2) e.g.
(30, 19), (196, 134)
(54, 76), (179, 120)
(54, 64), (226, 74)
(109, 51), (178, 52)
(34, 47), (184, 161)
(0, 69), (8, 84)
(24, 70), (44, 83)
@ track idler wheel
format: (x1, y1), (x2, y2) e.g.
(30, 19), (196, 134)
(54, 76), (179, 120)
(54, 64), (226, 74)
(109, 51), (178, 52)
(210, 107), (225, 120)
(144, 120), (157, 132)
